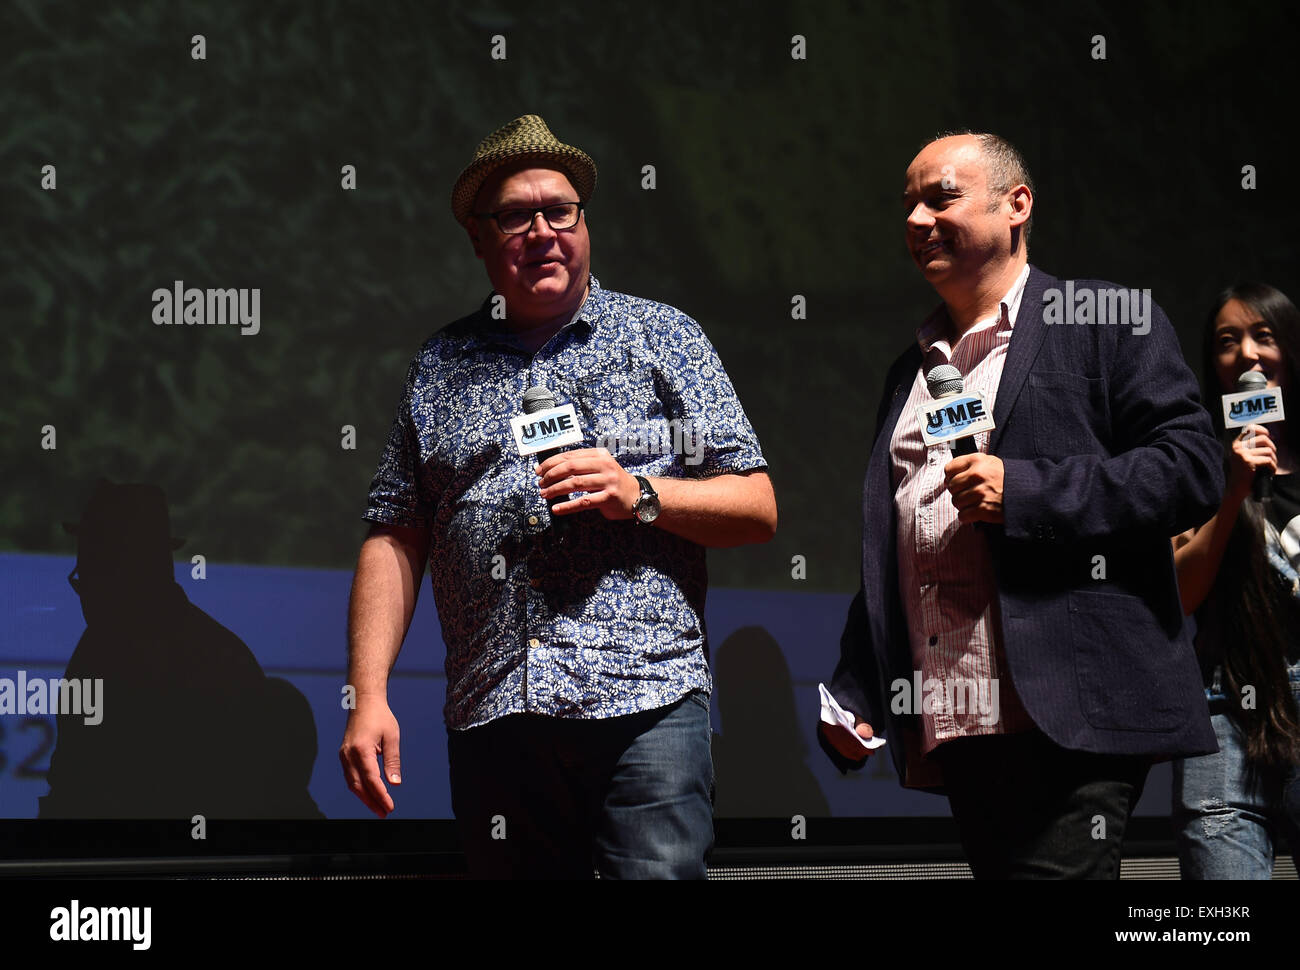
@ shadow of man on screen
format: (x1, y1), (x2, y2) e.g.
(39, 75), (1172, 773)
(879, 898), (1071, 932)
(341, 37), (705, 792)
(39, 479), (324, 820)
(711, 626), (829, 818)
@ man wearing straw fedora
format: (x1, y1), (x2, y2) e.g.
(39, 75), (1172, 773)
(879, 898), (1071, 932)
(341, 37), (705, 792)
(340, 115), (776, 878)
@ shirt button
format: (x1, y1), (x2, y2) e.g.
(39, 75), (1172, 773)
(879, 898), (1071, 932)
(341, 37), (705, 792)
(528, 638), (540, 648)
(928, 635), (938, 646)
(527, 515), (539, 526)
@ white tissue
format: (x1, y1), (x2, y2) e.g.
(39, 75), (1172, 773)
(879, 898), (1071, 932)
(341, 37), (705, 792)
(818, 683), (887, 751)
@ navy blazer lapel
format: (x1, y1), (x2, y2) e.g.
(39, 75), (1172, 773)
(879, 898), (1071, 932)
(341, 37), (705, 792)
(988, 265), (1054, 453)
(862, 344), (920, 654)
(867, 344), (921, 530)
(878, 348), (921, 445)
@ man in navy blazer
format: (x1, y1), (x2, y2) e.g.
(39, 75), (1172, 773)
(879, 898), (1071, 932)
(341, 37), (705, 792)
(820, 132), (1223, 878)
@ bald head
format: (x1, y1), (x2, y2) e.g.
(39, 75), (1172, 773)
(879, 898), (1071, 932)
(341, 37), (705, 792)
(923, 131), (1035, 246)
(903, 133), (1034, 321)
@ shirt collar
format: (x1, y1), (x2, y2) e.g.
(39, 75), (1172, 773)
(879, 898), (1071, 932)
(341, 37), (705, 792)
(467, 273), (604, 351)
(916, 262), (1031, 353)
(573, 273), (606, 327)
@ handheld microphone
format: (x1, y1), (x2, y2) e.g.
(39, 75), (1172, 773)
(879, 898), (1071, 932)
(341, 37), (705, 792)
(522, 385), (562, 461)
(925, 364), (979, 457)
(521, 385), (579, 530)
(1236, 370), (1274, 502)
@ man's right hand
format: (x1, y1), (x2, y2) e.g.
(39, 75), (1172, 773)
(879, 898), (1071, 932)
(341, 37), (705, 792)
(339, 697), (402, 818)
(818, 716), (877, 763)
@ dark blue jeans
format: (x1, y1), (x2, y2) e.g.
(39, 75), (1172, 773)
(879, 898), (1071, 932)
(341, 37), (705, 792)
(447, 690), (714, 879)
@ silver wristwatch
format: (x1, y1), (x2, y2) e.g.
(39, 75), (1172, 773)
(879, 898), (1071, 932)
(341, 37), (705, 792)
(632, 475), (660, 524)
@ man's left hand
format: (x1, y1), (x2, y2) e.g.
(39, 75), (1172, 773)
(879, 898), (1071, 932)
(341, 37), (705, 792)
(537, 447), (639, 519)
(944, 453), (1004, 524)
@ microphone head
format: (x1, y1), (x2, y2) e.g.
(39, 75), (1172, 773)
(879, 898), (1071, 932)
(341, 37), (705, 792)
(1236, 370), (1268, 393)
(926, 364), (964, 398)
(522, 385), (557, 414)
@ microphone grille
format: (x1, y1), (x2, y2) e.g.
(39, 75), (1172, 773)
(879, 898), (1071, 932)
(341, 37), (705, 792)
(522, 385), (557, 414)
(925, 364), (964, 398)
(1236, 370), (1268, 392)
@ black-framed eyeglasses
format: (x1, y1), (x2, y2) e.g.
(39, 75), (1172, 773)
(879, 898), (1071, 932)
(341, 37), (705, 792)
(475, 202), (583, 235)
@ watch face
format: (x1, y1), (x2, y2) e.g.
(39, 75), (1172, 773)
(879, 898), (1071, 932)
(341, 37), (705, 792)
(634, 478), (660, 523)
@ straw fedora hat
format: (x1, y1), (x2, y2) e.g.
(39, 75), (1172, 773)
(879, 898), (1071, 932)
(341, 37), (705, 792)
(450, 114), (597, 225)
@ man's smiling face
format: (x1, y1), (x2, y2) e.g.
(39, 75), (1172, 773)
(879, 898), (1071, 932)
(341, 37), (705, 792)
(902, 136), (1014, 293)
(468, 165), (591, 328)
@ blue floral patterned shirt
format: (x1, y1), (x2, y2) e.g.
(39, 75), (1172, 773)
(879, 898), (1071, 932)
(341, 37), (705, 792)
(363, 276), (767, 730)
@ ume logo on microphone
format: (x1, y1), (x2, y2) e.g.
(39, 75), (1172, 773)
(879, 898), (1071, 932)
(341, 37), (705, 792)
(511, 402), (585, 455)
(917, 392), (995, 446)
(925, 398), (985, 434)
(1228, 393), (1279, 420)
(521, 413), (574, 441)
(1222, 387), (1285, 428)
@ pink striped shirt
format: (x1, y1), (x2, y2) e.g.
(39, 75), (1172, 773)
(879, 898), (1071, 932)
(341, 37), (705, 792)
(890, 264), (1034, 758)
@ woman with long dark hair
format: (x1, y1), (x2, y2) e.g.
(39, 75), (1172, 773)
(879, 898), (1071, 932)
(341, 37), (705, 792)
(1171, 281), (1300, 878)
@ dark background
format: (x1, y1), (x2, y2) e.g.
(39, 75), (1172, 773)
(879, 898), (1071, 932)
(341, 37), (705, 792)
(2, 1), (1299, 838)
(5, 0), (1297, 589)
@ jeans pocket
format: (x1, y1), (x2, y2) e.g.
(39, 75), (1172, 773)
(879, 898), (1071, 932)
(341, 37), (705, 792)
(685, 689), (710, 713)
